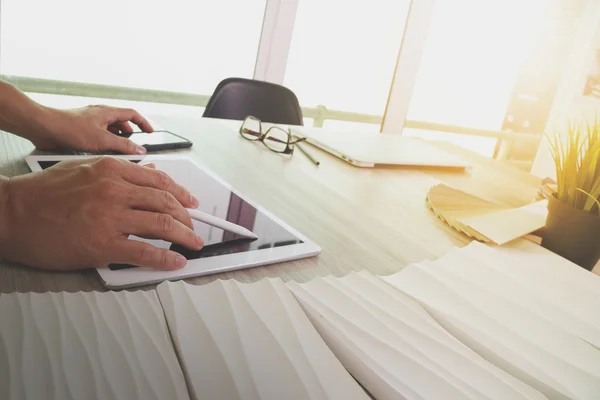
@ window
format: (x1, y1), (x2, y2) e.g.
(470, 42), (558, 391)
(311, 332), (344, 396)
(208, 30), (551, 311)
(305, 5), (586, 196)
(406, 0), (550, 130)
(1, 0), (267, 95)
(27, 93), (204, 124)
(323, 120), (380, 133)
(284, 0), (411, 125)
(0, 0), (572, 163)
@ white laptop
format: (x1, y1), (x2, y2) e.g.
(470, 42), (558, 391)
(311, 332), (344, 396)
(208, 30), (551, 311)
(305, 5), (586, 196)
(26, 154), (321, 289)
(291, 127), (472, 169)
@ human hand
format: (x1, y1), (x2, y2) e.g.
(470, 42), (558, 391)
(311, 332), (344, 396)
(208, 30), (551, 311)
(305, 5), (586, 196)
(0, 157), (203, 271)
(32, 105), (153, 154)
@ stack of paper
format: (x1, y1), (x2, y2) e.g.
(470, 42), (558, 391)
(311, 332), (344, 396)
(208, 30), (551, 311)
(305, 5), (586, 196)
(427, 184), (548, 244)
(1, 241), (599, 399)
(157, 279), (368, 400)
(288, 273), (545, 400)
(0, 291), (189, 400)
(383, 241), (600, 399)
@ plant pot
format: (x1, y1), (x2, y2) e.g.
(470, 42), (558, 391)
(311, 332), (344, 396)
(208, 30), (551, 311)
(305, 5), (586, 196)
(541, 195), (600, 271)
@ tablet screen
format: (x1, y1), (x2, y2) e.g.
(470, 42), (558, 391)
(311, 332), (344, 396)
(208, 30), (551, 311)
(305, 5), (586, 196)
(37, 158), (303, 269)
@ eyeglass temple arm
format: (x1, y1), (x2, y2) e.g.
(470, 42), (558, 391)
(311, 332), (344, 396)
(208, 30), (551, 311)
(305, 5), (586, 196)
(290, 136), (307, 144)
(264, 135), (289, 144)
(240, 128), (263, 137)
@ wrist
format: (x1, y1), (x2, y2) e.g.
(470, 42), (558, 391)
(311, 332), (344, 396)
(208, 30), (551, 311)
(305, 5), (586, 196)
(0, 81), (59, 146)
(22, 104), (60, 147)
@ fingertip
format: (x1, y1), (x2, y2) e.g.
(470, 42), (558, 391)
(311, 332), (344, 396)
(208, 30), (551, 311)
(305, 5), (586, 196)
(122, 137), (146, 155)
(135, 145), (147, 155)
(104, 134), (144, 155)
(143, 122), (154, 133)
(190, 193), (200, 208)
(140, 116), (154, 132)
(148, 250), (187, 271)
(130, 109), (153, 133)
(147, 249), (186, 271)
(173, 254), (187, 269)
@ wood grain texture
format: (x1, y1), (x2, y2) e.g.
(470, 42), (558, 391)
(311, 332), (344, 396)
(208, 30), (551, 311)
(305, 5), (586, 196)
(0, 290), (189, 400)
(0, 115), (552, 293)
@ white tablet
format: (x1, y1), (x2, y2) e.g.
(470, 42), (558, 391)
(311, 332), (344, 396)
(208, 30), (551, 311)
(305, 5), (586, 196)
(26, 154), (321, 289)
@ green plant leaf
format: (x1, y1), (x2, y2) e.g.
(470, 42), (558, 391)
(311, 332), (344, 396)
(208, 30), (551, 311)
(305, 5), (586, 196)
(576, 188), (600, 215)
(550, 116), (600, 214)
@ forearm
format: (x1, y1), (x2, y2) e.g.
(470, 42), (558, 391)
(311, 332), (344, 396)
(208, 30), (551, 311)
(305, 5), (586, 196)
(0, 80), (55, 143)
(0, 176), (11, 256)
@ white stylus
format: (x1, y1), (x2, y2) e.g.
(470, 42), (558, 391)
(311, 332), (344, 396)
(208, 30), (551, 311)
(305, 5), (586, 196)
(187, 209), (258, 239)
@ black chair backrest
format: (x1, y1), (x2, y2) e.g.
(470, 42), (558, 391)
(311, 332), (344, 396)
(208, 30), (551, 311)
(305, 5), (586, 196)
(203, 78), (303, 126)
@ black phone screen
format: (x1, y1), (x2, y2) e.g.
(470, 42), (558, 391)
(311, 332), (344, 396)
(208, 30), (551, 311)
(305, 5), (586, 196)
(128, 131), (192, 151)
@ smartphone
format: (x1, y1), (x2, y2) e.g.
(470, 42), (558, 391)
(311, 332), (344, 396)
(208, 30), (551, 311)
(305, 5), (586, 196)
(127, 130), (193, 152)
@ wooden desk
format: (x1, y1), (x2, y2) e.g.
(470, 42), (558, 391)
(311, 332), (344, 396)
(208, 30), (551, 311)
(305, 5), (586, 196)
(0, 116), (557, 293)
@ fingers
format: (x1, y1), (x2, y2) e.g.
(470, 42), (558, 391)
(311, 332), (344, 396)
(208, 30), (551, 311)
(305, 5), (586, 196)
(120, 210), (203, 251)
(99, 131), (147, 155)
(110, 121), (134, 135)
(119, 163), (199, 208)
(126, 186), (194, 229)
(110, 240), (188, 270)
(110, 108), (154, 133)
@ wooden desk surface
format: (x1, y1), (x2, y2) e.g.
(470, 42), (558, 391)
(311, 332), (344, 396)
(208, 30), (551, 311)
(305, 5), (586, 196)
(0, 116), (548, 293)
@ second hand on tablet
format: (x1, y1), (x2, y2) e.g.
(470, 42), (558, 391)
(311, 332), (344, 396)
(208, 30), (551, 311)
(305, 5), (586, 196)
(186, 209), (258, 240)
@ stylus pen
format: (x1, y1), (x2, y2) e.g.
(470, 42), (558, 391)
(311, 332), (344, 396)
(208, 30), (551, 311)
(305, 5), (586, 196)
(187, 209), (258, 239)
(296, 143), (320, 166)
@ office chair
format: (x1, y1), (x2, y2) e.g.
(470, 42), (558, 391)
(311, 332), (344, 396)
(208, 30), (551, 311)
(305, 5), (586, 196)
(203, 77), (304, 125)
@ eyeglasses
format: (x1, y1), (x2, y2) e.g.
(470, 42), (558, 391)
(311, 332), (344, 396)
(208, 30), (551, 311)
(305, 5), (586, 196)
(239, 116), (320, 166)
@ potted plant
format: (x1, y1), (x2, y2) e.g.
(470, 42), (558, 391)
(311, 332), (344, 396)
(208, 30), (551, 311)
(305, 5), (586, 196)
(542, 118), (600, 270)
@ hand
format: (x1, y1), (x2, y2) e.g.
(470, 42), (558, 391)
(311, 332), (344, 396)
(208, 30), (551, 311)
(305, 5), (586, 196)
(0, 157), (204, 271)
(33, 105), (153, 154)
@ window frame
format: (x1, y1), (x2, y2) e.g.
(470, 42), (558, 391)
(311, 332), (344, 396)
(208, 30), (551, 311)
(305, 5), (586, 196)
(253, 0), (299, 84)
(381, 0), (435, 134)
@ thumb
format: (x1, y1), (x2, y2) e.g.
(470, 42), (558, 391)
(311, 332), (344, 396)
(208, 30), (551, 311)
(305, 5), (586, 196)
(100, 131), (147, 155)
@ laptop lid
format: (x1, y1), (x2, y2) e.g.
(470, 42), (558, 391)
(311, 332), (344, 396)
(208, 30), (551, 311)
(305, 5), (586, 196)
(292, 127), (472, 169)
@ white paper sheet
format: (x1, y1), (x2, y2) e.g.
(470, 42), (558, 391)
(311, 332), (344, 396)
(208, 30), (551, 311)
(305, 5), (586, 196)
(427, 246), (600, 349)
(288, 272), (545, 400)
(0, 291), (189, 400)
(465, 241), (600, 325)
(383, 242), (600, 400)
(157, 279), (368, 400)
(457, 200), (548, 245)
